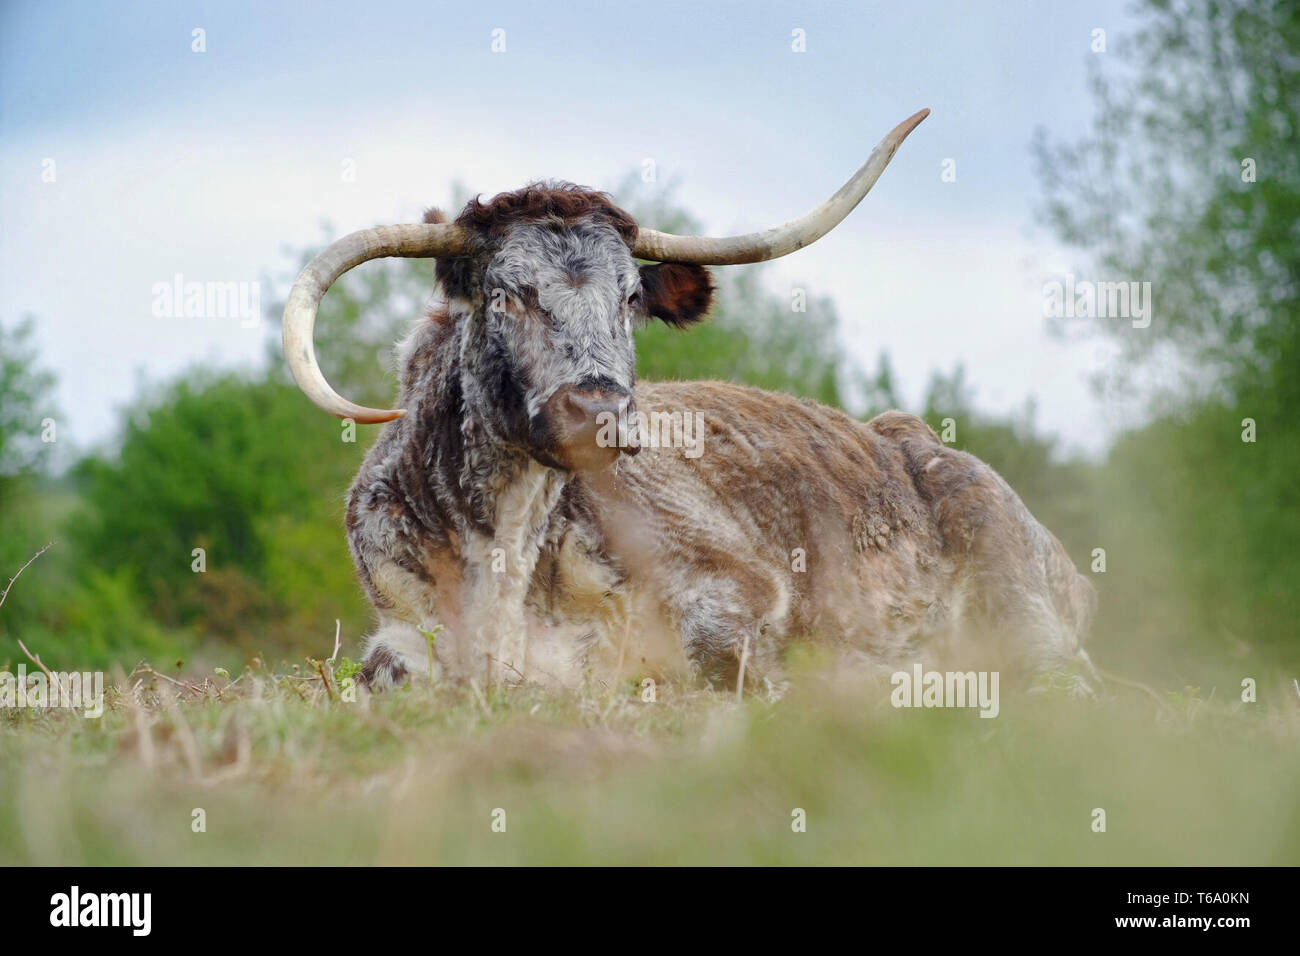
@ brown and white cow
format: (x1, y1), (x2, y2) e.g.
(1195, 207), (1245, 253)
(282, 109), (1097, 694)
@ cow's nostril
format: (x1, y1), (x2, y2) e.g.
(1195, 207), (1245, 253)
(564, 391), (622, 427)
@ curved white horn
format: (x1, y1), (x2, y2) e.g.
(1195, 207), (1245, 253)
(283, 223), (470, 422)
(631, 108), (929, 265)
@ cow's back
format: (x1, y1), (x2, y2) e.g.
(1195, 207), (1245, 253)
(574, 382), (1093, 677)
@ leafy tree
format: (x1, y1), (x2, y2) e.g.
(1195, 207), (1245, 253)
(69, 374), (369, 659)
(0, 317), (57, 486)
(1034, 0), (1299, 401)
(0, 319), (175, 671)
(1035, 0), (1300, 669)
(0, 318), (60, 635)
(860, 353), (902, 417)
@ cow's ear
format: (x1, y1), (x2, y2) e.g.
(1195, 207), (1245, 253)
(637, 263), (714, 329)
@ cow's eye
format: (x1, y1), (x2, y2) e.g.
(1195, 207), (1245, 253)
(627, 291), (641, 307)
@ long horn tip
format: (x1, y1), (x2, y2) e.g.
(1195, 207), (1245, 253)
(895, 108), (931, 138)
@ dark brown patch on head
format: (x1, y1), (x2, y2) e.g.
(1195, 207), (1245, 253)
(638, 262), (715, 328)
(453, 181), (638, 243)
(433, 182), (639, 300)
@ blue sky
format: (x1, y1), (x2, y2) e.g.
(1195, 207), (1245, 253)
(1, 0), (1138, 454)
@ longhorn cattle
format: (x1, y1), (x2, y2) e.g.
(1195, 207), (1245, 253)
(282, 109), (1097, 693)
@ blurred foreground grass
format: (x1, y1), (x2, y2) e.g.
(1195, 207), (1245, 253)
(2, 652), (1298, 866)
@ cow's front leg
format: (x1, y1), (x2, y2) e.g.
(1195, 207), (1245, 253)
(460, 463), (564, 686)
(359, 618), (442, 690)
(355, 557), (461, 690)
(457, 559), (532, 686)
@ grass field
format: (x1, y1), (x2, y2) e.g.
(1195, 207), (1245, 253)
(3, 646), (1298, 866)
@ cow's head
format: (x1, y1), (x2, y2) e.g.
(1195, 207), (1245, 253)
(283, 109), (929, 472)
(426, 187), (713, 471)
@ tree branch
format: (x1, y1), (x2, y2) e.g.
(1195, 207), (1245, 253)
(0, 541), (54, 611)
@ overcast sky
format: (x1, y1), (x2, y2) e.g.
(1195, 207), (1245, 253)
(1, 0), (1138, 458)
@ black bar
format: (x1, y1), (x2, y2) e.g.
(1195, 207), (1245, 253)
(3, 866), (1288, 940)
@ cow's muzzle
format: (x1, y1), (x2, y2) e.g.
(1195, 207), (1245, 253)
(537, 384), (639, 472)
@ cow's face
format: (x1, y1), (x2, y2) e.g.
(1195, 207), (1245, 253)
(434, 186), (713, 472)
